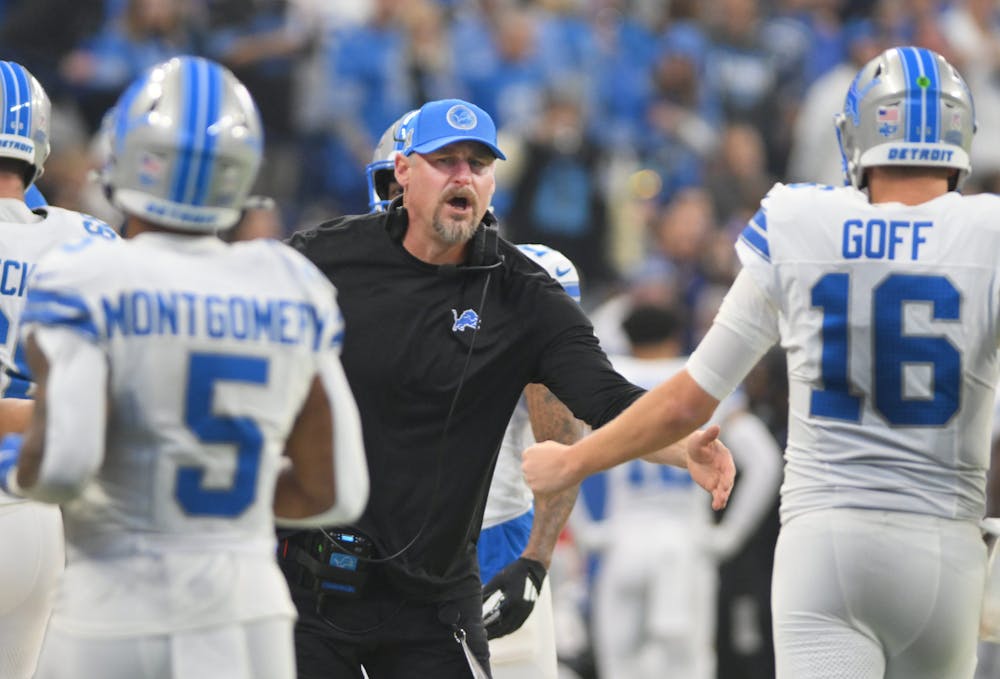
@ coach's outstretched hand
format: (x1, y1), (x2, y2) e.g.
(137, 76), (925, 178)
(683, 425), (735, 511)
(523, 425), (736, 510)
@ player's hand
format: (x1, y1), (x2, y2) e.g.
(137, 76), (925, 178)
(481, 557), (546, 639)
(686, 425), (735, 510)
(0, 433), (23, 496)
(522, 441), (576, 495)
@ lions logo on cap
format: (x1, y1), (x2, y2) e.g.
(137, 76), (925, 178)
(446, 104), (477, 131)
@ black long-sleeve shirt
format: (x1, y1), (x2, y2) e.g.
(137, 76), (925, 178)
(286, 209), (644, 600)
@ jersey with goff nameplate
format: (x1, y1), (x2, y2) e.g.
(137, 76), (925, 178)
(19, 232), (343, 636)
(736, 182), (998, 523)
(0, 204), (116, 507)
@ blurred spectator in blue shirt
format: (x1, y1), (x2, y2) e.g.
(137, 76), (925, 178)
(203, 0), (315, 228)
(302, 0), (411, 217)
(587, 1), (656, 150)
(505, 86), (617, 301)
(702, 0), (784, 174)
(399, 0), (457, 106)
(461, 5), (550, 137)
(642, 24), (719, 206)
(0, 0), (104, 102)
(58, 0), (198, 131)
(787, 19), (885, 186)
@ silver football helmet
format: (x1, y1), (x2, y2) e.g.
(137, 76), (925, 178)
(366, 110), (417, 212)
(103, 56), (263, 232)
(836, 46), (976, 190)
(0, 61), (51, 187)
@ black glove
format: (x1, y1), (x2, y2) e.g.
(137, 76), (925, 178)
(481, 557), (546, 640)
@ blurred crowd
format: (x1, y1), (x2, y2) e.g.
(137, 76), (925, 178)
(4, 0), (1000, 314)
(4, 1), (1000, 676)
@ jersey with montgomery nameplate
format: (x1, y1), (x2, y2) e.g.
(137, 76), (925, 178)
(736, 182), (998, 523)
(19, 232), (343, 636)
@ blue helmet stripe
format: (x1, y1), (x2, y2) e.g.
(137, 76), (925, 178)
(917, 47), (939, 142)
(9, 63), (30, 139)
(192, 61), (222, 206)
(183, 58), (209, 204)
(898, 47), (923, 142)
(171, 58), (199, 203)
(0, 62), (16, 136)
(185, 57), (211, 205)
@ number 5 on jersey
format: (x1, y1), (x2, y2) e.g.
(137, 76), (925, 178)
(176, 352), (267, 516)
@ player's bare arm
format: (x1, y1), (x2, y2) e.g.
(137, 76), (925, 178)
(276, 375), (337, 521)
(0, 398), (33, 438)
(15, 332), (108, 501)
(276, 350), (368, 528)
(521, 383), (584, 567)
(14, 336), (48, 490)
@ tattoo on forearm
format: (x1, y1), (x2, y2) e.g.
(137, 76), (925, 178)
(522, 384), (584, 565)
(525, 384), (583, 445)
(523, 485), (579, 567)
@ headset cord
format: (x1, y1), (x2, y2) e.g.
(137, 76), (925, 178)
(315, 271), (494, 637)
(323, 269), (493, 563)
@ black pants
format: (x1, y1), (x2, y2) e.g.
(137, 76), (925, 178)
(290, 578), (490, 679)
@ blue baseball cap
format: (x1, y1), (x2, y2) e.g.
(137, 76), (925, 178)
(402, 99), (506, 160)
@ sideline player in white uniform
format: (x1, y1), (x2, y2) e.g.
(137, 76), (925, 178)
(366, 116), (583, 679)
(578, 304), (781, 679)
(524, 46), (994, 678)
(0, 56), (369, 679)
(480, 242), (580, 679)
(976, 390), (1000, 678)
(0, 59), (118, 679)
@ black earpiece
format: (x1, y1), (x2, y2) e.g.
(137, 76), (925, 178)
(465, 209), (503, 270)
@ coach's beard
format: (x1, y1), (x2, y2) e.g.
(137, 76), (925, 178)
(433, 197), (480, 245)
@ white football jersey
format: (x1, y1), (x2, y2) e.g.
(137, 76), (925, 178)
(20, 232), (343, 635)
(736, 183), (999, 522)
(0, 200), (115, 508)
(482, 244), (580, 528)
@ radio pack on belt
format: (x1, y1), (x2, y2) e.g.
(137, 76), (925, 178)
(279, 529), (374, 600)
